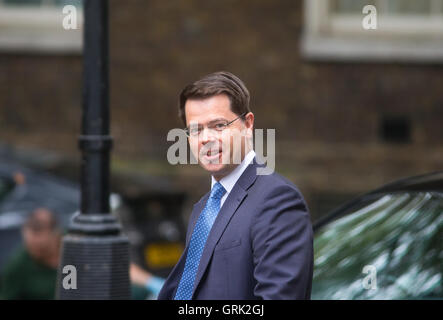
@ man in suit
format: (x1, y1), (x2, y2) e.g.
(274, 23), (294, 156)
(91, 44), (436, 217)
(158, 71), (313, 300)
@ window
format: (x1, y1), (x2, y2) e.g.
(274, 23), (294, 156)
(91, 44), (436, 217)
(302, 0), (443, 63)
(0, 0), (83, 53)
(379, 115), (411, 144)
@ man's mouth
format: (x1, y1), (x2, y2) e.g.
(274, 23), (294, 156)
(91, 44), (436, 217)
(207, 150), (219, 156)
(202, 149), (222, 162)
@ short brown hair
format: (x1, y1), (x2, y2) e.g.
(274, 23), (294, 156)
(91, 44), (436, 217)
(24, 208), (59, 233)
(178, 71), (251, 126)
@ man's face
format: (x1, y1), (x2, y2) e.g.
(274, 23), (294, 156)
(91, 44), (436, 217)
(23, 227), (58, 261)
(185, 94), (254, 180)
(22, 210), (60, 262)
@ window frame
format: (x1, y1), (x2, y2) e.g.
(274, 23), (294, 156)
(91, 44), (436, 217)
(0, 1), (83, 54)
(301, 0), (443, 63)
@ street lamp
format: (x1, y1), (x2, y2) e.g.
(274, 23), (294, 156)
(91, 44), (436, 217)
(57, 0), (130, 299)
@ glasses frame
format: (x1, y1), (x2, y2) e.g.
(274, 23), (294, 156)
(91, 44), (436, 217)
(184, 112), (248, 137)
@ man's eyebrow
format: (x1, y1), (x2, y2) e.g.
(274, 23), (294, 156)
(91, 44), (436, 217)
(188, 118), (228, 127)
(207, 118), (228, 124)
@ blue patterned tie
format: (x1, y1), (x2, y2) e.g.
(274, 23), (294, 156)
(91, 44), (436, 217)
(174, 182), (226, 300)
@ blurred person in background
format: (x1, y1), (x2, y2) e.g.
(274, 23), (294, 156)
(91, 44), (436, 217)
(130, 263), (165, 299)
(1, 208), (61, 299)
(0, 207), (164, 299)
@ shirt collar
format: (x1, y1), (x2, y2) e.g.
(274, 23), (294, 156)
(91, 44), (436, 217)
(211, 150), (256, 193)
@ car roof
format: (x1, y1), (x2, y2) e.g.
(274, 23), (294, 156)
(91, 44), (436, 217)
(367, 171), (443, 194)
(313, 171), (443, 232)
(0, 159), (80, 228)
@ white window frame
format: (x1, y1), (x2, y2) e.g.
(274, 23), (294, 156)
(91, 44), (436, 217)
(301, 0), (443, 63)
(0, 1), (83, 54)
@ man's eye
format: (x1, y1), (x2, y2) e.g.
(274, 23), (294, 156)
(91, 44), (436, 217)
(189, 127), (201, 135)
(214, 123), (227, 130)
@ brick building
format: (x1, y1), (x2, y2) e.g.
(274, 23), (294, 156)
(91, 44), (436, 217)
(1, 0), (442, 220)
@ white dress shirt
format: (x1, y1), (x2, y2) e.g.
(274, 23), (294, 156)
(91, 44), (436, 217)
(211, 150), (256, 208)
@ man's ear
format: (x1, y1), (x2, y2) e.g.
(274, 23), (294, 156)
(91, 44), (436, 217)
(245, 112), (254, 128)
(244, 112), (254, 141)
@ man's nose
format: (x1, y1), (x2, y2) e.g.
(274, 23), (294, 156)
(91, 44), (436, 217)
(200, 126), (217, 143)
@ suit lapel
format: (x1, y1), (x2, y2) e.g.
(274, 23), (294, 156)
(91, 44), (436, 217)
(191, 160), (260, 297)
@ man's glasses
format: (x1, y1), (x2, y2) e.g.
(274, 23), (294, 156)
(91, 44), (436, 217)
(184, 112), (247, 137)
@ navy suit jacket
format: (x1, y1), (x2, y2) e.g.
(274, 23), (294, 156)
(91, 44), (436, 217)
(158, 159), (313, 300)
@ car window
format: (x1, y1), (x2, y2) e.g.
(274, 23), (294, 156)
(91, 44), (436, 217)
(312, 192), (442, 299)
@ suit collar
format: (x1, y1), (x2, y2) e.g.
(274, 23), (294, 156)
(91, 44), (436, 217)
(211, 150), (256, 194)
(193, 155), (260, 209)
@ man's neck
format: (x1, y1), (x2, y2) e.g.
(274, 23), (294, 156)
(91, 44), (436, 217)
(212, 149), (255, 187)
(212, 147), (252, 181)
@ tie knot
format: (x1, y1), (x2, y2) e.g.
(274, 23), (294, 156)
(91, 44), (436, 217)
(210, 182), (226, 200)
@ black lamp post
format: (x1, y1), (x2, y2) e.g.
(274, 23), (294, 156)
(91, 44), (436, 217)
(57, 0), (130, 299)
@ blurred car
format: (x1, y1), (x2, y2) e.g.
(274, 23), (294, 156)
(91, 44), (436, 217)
(311, 171), (442, 299)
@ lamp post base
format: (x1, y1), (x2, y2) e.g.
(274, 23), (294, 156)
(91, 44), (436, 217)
(57, 214), (130, 300)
